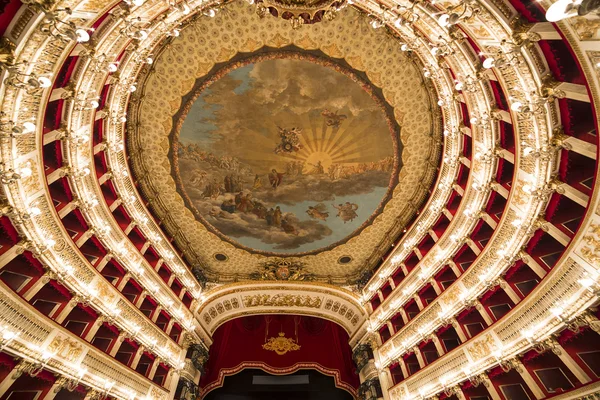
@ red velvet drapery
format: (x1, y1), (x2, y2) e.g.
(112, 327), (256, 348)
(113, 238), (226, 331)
(199, 315), (359, 398)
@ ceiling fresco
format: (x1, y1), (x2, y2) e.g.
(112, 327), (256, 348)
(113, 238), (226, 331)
(127, 2), (442, 283)
(172, 52), (402, 255)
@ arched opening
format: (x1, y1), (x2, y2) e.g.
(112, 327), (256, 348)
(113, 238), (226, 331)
(198, 315), (360, 399)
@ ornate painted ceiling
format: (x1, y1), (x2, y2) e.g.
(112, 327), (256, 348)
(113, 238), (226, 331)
(128, 3), (442, 283)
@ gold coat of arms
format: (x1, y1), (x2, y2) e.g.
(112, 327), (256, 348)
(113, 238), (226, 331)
(262, 332), (301, 355)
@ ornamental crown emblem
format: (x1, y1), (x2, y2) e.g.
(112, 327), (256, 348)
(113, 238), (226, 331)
(262, 332), (301, 355)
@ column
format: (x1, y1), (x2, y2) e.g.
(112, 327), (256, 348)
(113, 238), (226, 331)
(498, 278), (521, 304)
(135, 291), (147, 308)
(387, 321), (395, 336)
(0, 244), (24, 269)
(430, 278), (443, 296)
(413, 295), (425, 311)
(527, 22), (561, 40)
(442, 209), (454, 221)
(540, 219), (570, 247)
(378, 367), (393, 400)
(147, 357), (160, 379)
(95, 254), (112, 273)
(0, 361), (30, 398)
(124, 221), (135, 235)
(140, 241), (151, 254)
(54, 296), (79, 324)
(130, 346), (146, 370)
(399, 309), (409, 325)
(166, 319), (176, 336)
(22, 272), (53, 301)
(167, 274), (176, 286)
(108, 332), (127, 357)
(543, 338), (591, 384)
(412, 346), (425, 368)
(116, 273), (131, 291)
(83, 317), (105, 342)
(398, 357), (409, 379)
(475, 301), (494, 326)
(166, 370), (180, 399)
(57, 201), (78, 219)
(554, 82), (590, 102)
(109, 198), (122, 212)
(474, 373), (502, 400)
(430, 334), (445, 356)
(41, 377), (68, 400)
(178, 287), (187, 300)
(466, 239), (481, 256)
(556, 181), (590, 207)
(448, 260), (461, 277)
(451, 318), (468, 343)
(511, 359), (545, 399)
(520, 252), (547, 279)
(559, 135), (597, 159)
(151, 306), (163, 323)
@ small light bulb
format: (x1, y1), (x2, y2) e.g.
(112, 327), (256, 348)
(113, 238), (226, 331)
(38, 76), (52, 88)
(75, 29), (90, 43)
(438, 13), (450, 27)
(482, 57), (495, 69)
(22, 122), (36, 133)
(510, 101), (523, 112)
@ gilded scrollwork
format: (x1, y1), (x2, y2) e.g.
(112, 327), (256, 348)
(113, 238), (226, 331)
(242, 294), (322, 308)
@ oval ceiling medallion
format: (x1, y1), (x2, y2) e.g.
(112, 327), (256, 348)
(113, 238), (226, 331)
(171, 51), (402, 255)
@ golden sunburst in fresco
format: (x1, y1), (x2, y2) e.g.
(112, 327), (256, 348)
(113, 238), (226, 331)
(171, 50), (402, 255)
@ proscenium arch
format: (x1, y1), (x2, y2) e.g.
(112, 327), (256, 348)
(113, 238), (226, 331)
(195, 282), (367, 346)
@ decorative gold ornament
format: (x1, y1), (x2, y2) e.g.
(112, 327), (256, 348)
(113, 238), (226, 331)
(254, 0), (347, 28)
(242, 294), (322, 308)
(252, 259), (315, 281)
(262, 332), (301, 355)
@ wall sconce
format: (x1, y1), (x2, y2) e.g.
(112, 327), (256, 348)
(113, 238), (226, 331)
(393, 0), (421, 28)
(66, 368), (87, 391)
(438, 0), (480, 27)
(28, 351), (55, 377)
(119, 17), (149, 40)
(546, 0), (600, 21)
(40, 9), (92, 43)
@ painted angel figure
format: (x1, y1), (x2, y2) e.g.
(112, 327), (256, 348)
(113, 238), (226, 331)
(332, 202), (359, 223)
(306, 203), (329, 221)
(321, 109), (347, 129)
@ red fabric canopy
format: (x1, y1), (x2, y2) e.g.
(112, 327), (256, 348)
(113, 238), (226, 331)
(200, 315), (359, 398)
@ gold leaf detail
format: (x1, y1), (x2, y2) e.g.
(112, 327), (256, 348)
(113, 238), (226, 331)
(262, 332), (301, 355)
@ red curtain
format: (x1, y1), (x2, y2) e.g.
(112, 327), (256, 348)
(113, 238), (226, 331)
(200, 315), (359, 397)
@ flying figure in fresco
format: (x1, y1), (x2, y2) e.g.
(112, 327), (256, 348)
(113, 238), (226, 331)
(269, 169), (286, 190)
(274, 126), (303, 154)
(321, 109), (347, 129)
(332, 202), (359, 223)
(306, 203), (329, 221)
